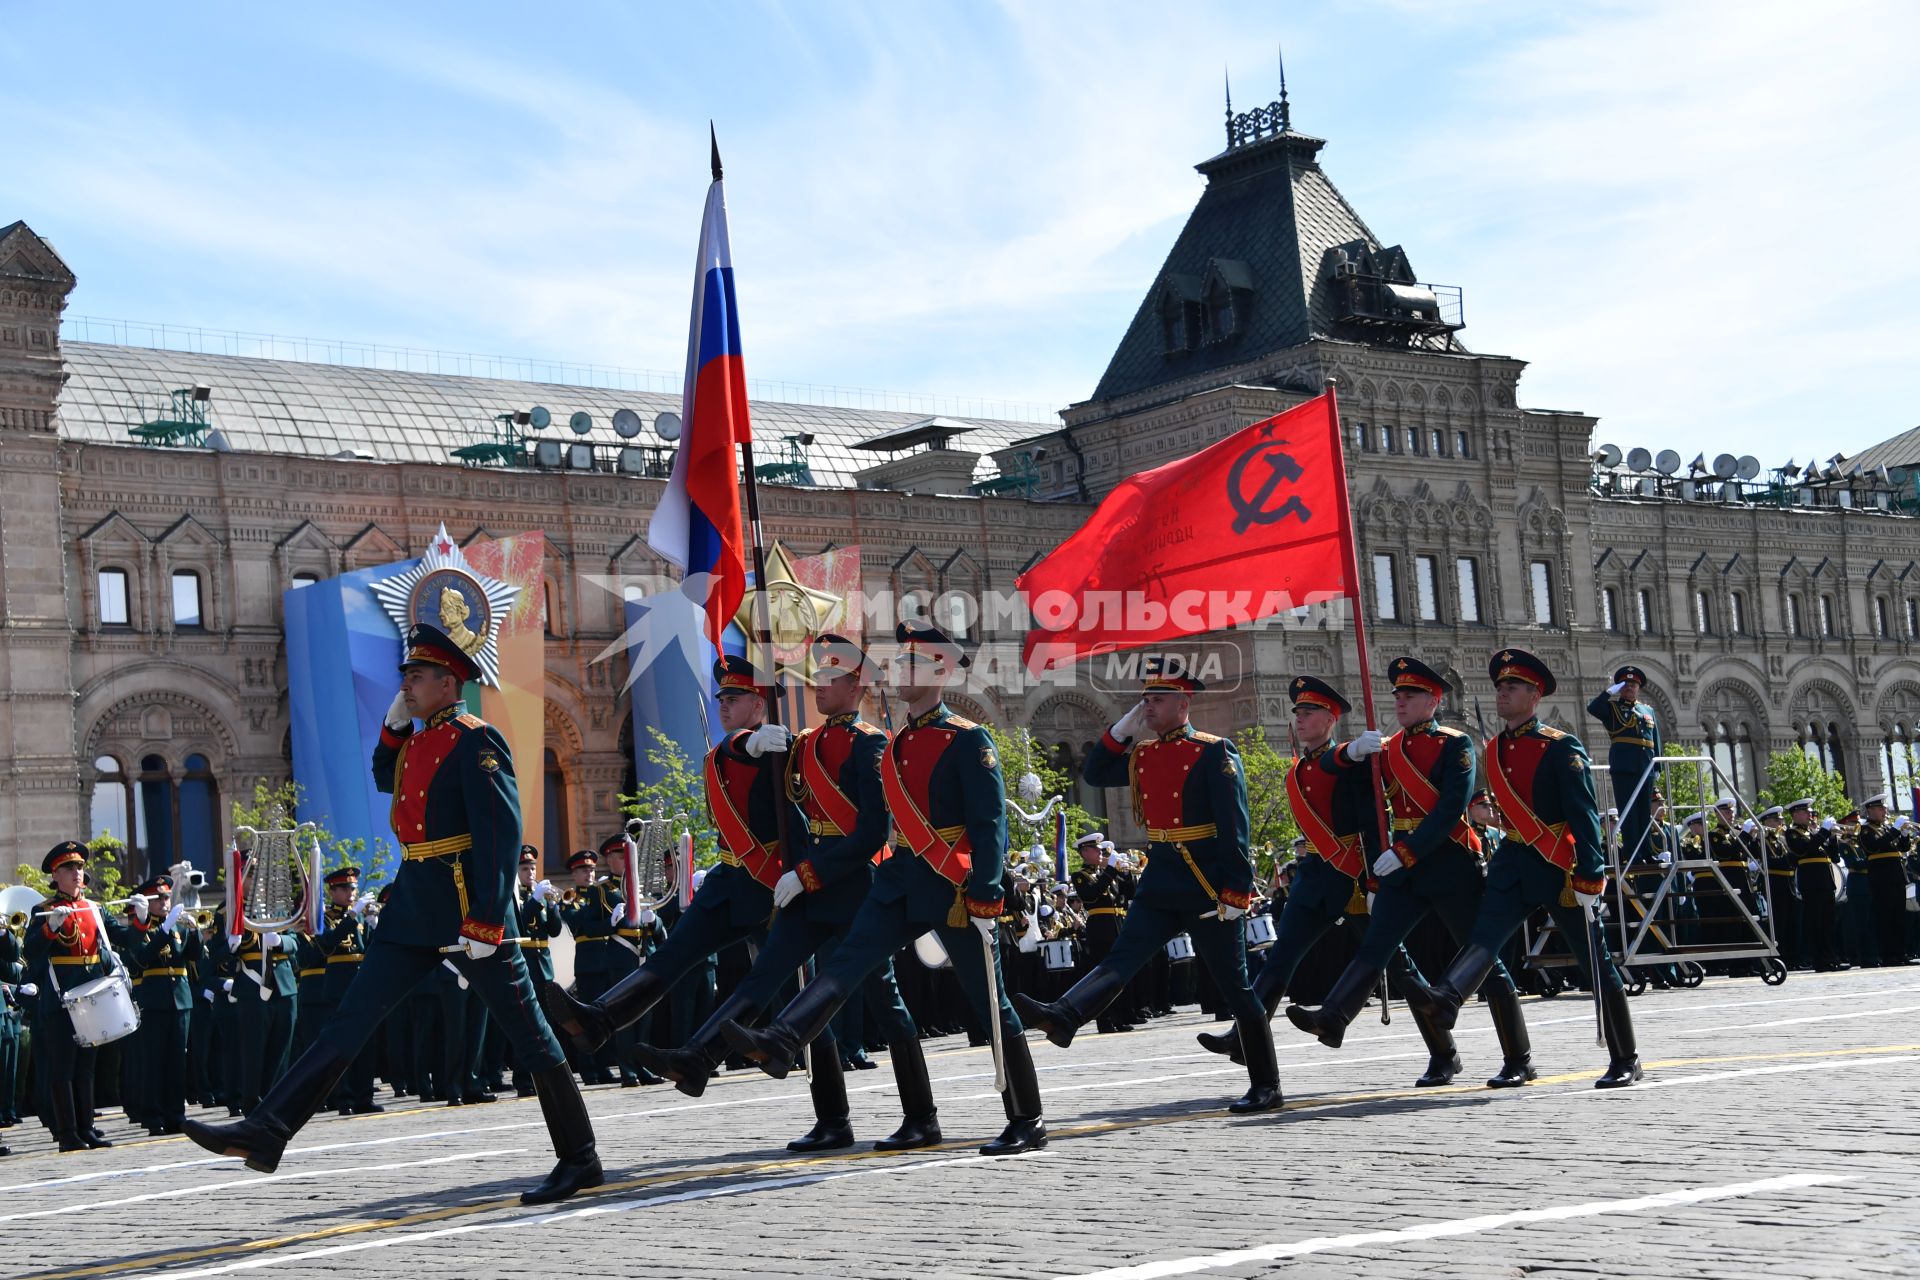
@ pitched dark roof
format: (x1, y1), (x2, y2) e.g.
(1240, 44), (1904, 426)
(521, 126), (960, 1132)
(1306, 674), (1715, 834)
(1088, 129), (1404, 405)
(1843, 424), (1920, 475)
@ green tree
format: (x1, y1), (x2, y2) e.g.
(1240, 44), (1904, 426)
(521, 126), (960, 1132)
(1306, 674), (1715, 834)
(1653, 741), (1713, 817)
(13, 833), (133, 903)
(620, 725), (715, 867)
(1755, 749), (1852, 817)
(229, 778), (395, 892)
(1234, 725), (1300, 880)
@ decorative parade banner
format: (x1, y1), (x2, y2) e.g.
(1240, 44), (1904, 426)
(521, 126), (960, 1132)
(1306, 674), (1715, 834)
(284, 530), (545, 877)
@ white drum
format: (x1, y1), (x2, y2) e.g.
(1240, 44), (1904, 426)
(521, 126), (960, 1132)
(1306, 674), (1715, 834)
(1244, 913), (1278, 952)
(1040, 938), (1075, 972)
(1165, 933), (1195, 961)
(913, 931), (952, 970)
(63, 972), (140, 1047)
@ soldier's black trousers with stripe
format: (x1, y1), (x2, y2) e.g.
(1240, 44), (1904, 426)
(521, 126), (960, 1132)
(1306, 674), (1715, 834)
(322, 937), (563, 1074)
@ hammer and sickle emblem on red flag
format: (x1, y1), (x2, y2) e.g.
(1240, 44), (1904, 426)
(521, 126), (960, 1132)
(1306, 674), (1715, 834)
(1227, 440), (1311, 533)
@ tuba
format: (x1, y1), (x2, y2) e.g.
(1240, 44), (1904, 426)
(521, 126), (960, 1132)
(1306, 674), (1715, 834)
(2, 883), (42, 934)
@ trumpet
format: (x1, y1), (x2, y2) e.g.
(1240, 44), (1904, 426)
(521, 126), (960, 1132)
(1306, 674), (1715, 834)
(185, 907), (217, 930)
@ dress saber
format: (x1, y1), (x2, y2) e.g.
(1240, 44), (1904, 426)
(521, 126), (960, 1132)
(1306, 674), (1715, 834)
(1586, 905), (1608, 1048)
(980, 926), (1008, 1093)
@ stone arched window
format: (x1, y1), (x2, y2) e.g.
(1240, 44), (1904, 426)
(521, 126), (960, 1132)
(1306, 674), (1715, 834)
(543, 747), (570, 860)
(88, 754), (132, 847)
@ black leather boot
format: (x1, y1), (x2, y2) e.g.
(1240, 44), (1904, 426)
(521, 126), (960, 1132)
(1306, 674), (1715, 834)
(1594, 983), (1643, 1089)
(183, 1043), (350, 1174)
(874, 1034), (941, 1151)
(1483, 979), (1537, 1088)
(543, 966), (668, 1057)
(633, 990), (756, 1099)
(49, 1083), (87, 1153)
(1228, 1011), (1284, 1114)
(979, 1032), (1046, 1156)
(73, 1076), (112, 1148)
(1196, 954), (1287, 1062)
(1408, 995), (1463, 1087)
(719, 977), (847, 1081)
(1012, 965), (1125, 1050)
(521, 1063), (605, 1204)
(787, 1040), (853, 1152)
(1283, 963), (1377, 1050)
(1397, 944), (1498, 1034)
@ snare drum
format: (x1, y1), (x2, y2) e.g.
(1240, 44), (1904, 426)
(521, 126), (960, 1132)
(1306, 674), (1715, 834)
(1243, 913), (1277, 951)
(63, 972), (141, 1047)
(1165, 933), (1195, 961)
(1040, 938), (1075, 972)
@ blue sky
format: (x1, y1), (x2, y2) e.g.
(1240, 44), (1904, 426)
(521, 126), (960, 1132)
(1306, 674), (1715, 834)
(7, 0), (1916, 457)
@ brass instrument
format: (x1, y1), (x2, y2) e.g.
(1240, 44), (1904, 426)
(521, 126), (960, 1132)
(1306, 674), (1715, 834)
(5, 911), (27, 933)
(185, 908), (217, 930)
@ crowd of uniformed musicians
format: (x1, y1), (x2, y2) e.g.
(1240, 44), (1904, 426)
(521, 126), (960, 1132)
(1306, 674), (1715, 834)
(4, 626), (1917, 1185)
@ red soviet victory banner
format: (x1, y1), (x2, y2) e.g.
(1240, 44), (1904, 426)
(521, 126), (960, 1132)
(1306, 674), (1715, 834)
(1019, 391), (1355, 673)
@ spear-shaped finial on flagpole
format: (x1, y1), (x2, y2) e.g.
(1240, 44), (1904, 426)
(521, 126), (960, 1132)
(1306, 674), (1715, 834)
(710, 122), (723, 182)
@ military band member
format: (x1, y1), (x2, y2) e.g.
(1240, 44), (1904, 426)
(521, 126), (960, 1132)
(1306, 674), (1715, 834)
(1755, 807), (1798, 967)
(1858, 794), (1915, 966)
(548, 656), (793, 1093)
(212, 912), (299, 1115)
(555, 848), (617, 1083)
(1070, 832), (1135, 1033)
(722, 621), (1047, 1156)
(637, 633), (940, 1152)
(1402, 648), (1643, 1088)
(1018, 655), (1281, 1115)
(1786, 800), (1843, 971)
(1, 916), (23, 1137)
(24, 841), (113, 1150)
(511, 846), (562, 1095)
(1196, 677), (1374, 1065)
(1587, 666), (1662, 865)
(121, 874), (200, 1134)
(314, 867), (382, 1113)
(186, 622), (601, 1205)
(1287, 659), (1536, 1089)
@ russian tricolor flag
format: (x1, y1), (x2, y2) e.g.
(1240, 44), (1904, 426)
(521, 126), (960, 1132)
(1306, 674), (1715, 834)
(649, 134), (750, 646)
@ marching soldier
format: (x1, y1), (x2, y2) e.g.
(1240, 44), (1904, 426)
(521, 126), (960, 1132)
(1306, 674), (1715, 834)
(315, 867), (382, 1113)
(1017, 654), (1281, 1115)
(721, 621), (1048, 1156)
(635, 633), (941, 1152)
(546, 656), (791, 1093)
(1402, 649), (1642, 1088)
(1287, 658), (1536, 1089)
(1196, 677), (1374, 1066)
(1785, 800), (1842, 970)
(1586, 666), (1662, 863)
(1070, 832), (1134, 1033)
(511, 847), (563, 1095)
(1757, 807), (1799, 968)
(23, 841), (113, 1150)
(122, 875), (200, 1134)
(1858, 794), (1915, 966)
(186, 622), (601, 1205)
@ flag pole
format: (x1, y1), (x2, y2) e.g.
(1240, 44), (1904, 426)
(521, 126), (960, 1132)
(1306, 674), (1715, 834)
(1322, 379), (1392, 860)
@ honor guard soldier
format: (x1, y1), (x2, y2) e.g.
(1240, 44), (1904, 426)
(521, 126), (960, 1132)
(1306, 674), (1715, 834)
(1018, 654), (1282, 1115)
(1587, 666), (1662, 863)
(722, 621), (1048, 1156)
(122, 874), (201, 1134)
(1287, 658), (1536, 1090)
(1403, 649), (1643, 1088)
(548, 656), (792, 1092)
(24, 841), (113, 1150)
(1857, 794), (1915, 966)
(1787, 800), (1844, 970)
(1196, 677), (1375, 1065)
(1757, 807), (1799, 968)
(186, 622), (601, 1205)
(314, 867), (382, 1113)
(636, 633), (940, 1152)
(1070, 832), (1135, 1033)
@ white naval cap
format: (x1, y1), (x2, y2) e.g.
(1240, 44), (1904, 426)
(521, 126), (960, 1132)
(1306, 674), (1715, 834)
(1864, 792), (1891, 807)
(1074, 831), (1105, 849)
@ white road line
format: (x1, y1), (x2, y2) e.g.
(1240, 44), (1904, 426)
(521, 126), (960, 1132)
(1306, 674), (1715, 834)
(0, 1151), (512, 1223)
(1048, 1173), (1854, 1279)
(135, 1149), (1056, 1278)
(0, 1156), (235, 1196)
(1559, 1055), (1920, 1096)
(1672, 1004), (1920, 1035)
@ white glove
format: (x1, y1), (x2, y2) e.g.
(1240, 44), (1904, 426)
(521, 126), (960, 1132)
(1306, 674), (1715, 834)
(200, 988), (214, 1001)
(132, 895), (150, 923)
(971, 915), (997, 940)
(637, 905), (657, 927)
(1741, 819), (1755, 834)
(744, 723), (792, 757)
(19, 983), (37, 998)
(263, 931), (282, 949)
(774, 869), (804, 908)
(1606, 681), (1626, 697)
(459, 937), (498, 961)
(1372, 849), (1403, 878)
(1821, 817), (1838, 831)
(1574, 889), (1602, 909)
(1345, 729), (1385, 761)
(46, 904), (74, 922)
(350, 896), (369, 919)
(1216, 901), (1246, 922)
(162, 903), (186, 932)
(221, 978), (234, 993)
(532, 879), (554, 903)
(385, 690), (411, 731)
(1106, 851), (1125, 869)
(1110, 701), (1148, 744)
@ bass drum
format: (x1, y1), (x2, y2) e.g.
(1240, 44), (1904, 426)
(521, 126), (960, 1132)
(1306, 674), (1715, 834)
(63, 972), (141, 1047)
(913, 931), (952, 970)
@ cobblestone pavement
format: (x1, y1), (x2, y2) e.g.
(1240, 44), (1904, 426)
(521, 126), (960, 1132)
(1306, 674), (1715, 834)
(4, 965), (1917, 1280)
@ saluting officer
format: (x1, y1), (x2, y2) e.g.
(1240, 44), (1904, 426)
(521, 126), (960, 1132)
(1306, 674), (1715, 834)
(24, 841), (113, 1150)
(637, 633), (940, 1152)
(1402, 648), (1642, 1089)
(1586, 666), (1662, 863)
(1017, 655), (1281, 1115)
(722, 620), (1047, 1157)
(185, 622), (601, 1205)
(1288, 658), (1536, 1090)
(1857, 794), (1915, 966)
(548, 656), (794, 1087)
(121, 874), (200, 1134)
